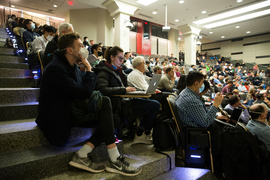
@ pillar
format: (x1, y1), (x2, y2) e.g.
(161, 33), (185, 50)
(178, 24), (201, 65)
(168, 29), (180, 59)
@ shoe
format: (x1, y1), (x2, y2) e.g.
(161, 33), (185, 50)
(106, 155), (142, 176)
(133, 133), (153, 145)
(69, 152), (105, 173)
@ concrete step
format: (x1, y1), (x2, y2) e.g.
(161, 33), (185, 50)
(0, 68), (31, 77)
(152, 167), (214, 180)
(0, 119), (117, 154)
(0, 77), (34, 88)
(0, 102), (38, 121)
(0, 55), (25, 63)
(0, 139), (124, 180)
(0, 41), (6, 46)
(0, 62), (29, 69)
(0, 88), (39, 104)
(0, 47), (16, 55)
(0, 139), (174, 180)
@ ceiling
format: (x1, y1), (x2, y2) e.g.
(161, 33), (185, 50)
(1, 0), (270, 42)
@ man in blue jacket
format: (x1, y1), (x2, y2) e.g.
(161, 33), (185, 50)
(22, 19), (39, 47)
(36, 32), (141, 176)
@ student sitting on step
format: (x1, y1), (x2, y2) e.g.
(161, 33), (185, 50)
(35, 32), (141, 176)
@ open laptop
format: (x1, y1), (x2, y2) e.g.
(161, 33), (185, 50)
(215, 108), (243, 127)
(127, 74), (162, 95)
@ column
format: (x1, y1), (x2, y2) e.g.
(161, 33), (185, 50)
(178, 24), (201, 65)
(168, 29), (180, 58)
(103, 0), (139, 52)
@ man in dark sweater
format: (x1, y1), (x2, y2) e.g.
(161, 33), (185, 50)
(22, 19), (39, 48)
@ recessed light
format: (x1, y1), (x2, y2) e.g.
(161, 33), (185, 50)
(221, 36), (225, 38)
(246, 31), (251, 33)
(54, 5), (57, 7)
(178, 37), (181, 40)
(137, 0), (158, 6)
(201, 11), (206, 14)
(179, 0), (184, 4)
(11, 5), (15, 7)
(237, 0), (243, 3)
(152, 11), (157, 14)
(175, 19), (179, 22)
(209, 32), (213, 34)
(235, 26), (240, 28)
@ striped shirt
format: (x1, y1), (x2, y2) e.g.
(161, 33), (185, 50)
(176, 87), (218, 128)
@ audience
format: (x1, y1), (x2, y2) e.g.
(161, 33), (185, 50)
(22, 19), (40, 47)
(157, 66), (175, 92)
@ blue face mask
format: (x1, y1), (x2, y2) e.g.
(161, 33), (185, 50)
(30, 23), (35, 30)
(199, 83), (205, 93)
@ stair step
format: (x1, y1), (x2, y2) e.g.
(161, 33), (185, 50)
(153, 167), (213, 180)
(0, 88), (39, 103)
(0, 55), (25, 63)
(0, 62), (29, 69)
(0, 47), (16, 55)
(0, 139), (124, 180)
(0, 77), (34, 88)
(0, 68), (31, 77)
(0, 102), (38, 121)
(0, 139), (174, 180)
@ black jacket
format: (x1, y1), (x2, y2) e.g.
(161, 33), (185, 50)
(94, 61), (127, 96)
(43, 35), (58, 68)
(36, 50), (97, 146)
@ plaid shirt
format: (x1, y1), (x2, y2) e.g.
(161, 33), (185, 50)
(176, 87), (218, 128)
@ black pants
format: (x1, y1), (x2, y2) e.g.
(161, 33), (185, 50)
(72, 96), (118, 147)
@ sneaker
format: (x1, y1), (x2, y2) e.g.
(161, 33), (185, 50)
(69, 152), (105, 173)
(133, 132), (153, 144)
(106, 155), (142, 176)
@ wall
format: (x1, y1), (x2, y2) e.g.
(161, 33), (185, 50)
(168, 28), (179, 57)
(201, 33), (270, 65)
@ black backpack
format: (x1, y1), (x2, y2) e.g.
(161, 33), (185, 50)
(153, 112), (178, 151)
(4, 38), (13, 48)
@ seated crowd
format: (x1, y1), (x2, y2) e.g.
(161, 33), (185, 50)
(6, 19), (270, 177)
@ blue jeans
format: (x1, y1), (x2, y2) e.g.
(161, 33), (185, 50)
(130, 98), (160, 132)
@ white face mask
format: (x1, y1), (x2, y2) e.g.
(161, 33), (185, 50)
(79, 47), (89, 59)
(46, 35), (53, 41)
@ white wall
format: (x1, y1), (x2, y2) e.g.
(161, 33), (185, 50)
(129, 31), (137, 52)
(168, 29), (179, 57)
(151, 36), (158, 55)
(158, 38), (168, 56)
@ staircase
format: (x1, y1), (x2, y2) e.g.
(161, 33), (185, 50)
(0, 27), (216, 180)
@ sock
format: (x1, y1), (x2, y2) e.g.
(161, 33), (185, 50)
(107, 146), (120, 162)
(77, 144), (93, 158)
(137, 128), (144, 136)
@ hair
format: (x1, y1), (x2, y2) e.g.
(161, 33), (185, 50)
(153, 66), (161, 73)
(44, 26), (56, 33)
(228, 80), (233, 84)
(256, 93), (264, 100)
(104, 46), (124, 63)
(165, 66), (173, 74)
(58, 23), (73, 35)
(155, 57), (159, 61)
(229, 95), (240, 105)
(249, 104), (265, 119)
(132, 56), (144, 68)
(18, 18), (25, 27)
(58, 32), (81, 55)
(91, 44), (100, 54)
(233, 89), (239, 93)
(23, 19), (32, 29)
(124, 52), (129, 56)
(203, 80), (210, 92)
(185, 71), (204, 86)
(176, 74), (187, 94)
(145, 60), (150, 65)
(226, 92), (233, 97)
(191, 65), (195, 68)
(249, 88), (255, 94)
(98, 43), (103, 46)
(84, 36), (88, 40)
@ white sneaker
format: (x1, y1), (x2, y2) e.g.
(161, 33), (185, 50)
(133, 133), (153, 145)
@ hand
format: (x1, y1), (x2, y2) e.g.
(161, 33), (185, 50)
(171, 77), (175, 81)
(155, 89), (161, 93)
(216, 115), (228, 121)
(79, 54), (91, 71)
(126, 87), (136, 93)
(213, 92), (223, 108)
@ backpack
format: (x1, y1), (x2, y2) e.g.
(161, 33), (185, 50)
(4, 38), (13, 48)
(153, 112), (178, 151)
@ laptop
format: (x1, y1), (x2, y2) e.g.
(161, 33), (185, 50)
(215, 108), (243, 127)
(127, 74), (162, 95)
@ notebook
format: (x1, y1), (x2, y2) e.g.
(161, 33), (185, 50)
(127, 74), (162, 95)
(215, 108), (243, 127)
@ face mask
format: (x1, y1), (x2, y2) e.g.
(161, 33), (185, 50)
(98, 51), (103, 56)
(30, 23), (35, 30)
(85, 39), (88, 42)
(79, 47), (89, 59)
(199, 83), (205, 93)
(46, 35), (53, 41)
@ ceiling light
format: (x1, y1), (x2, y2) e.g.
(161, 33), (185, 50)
(204, 9), (270, 29)
(54, 5), (57, 7)
(209, 32), (213, 34)
(179, 0), (184, 4)
(235, 26), (240, 28)
(193, 1), (270, 25)
(178, 37), (181, 40)
(221, 36), (225, 38)
(201, 11), (206, 14)
(137, 0), (158, 6)
(175, 19), (179, 22)
(237, 0), (243, 3)
(246, 31), (251, 33)
(152, 11), (157, 14)
(11, 5), (15, 7)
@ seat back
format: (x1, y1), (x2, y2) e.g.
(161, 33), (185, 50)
(167, 93), (183, 133)
(38, 50), (45, 74)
